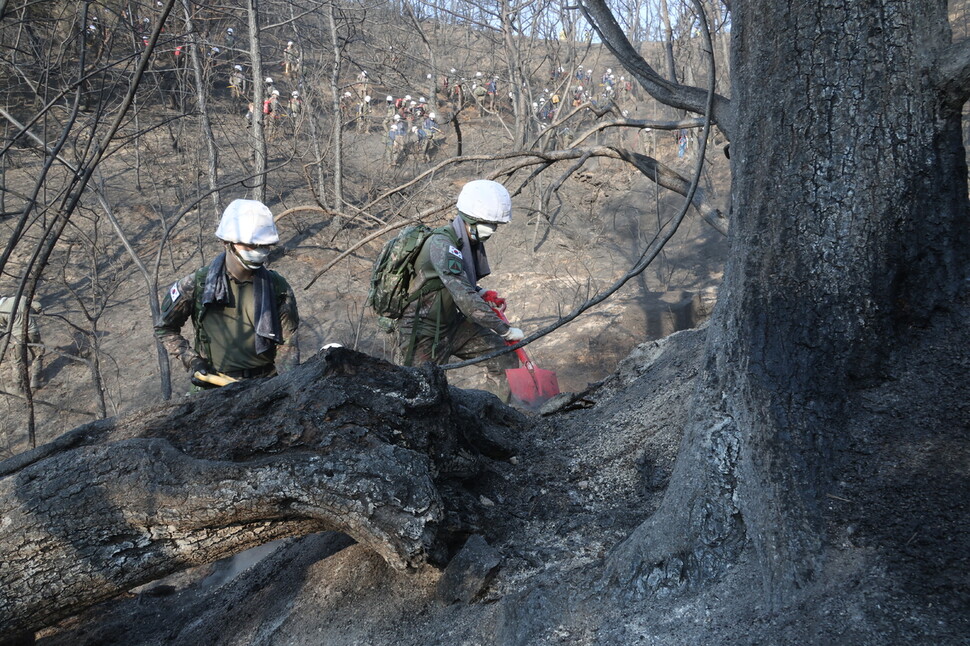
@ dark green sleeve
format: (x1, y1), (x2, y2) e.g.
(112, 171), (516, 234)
(154, 272), (199, 369)
(427, 235), (509, 336)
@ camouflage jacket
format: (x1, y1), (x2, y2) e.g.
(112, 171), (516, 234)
(398, 229), (509, 342)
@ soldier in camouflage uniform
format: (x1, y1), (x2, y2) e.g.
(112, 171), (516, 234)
(155, 199), (299, 388)
(398, 180), (523, 400)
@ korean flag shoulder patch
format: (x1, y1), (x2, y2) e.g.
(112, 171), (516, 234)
(448, 245), (463, 259)
(169, 282), (182, 303)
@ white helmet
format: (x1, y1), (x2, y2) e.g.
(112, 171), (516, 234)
(265, 77), (273, 84)
(288, 41), (294, 46)
(607, 68), (612, 73)
(216, 200), (279, 245)
(419, 97), (426, 103)
(404, 94), (411, 101)
(364, 95), (371, 102)
(344, 91), (352, 97)
(393, 114), (401, 120)
(292, 91), (299, 97)
(272, 89), (280, 95)
(361, 70), (367, 76)
(234, 64), (242, 71)
(386, 95), (393, 102)
(227, 27), (234, 33)
(456, 180), (511, 224)
(428, 112), (436, 120)
(426, 73), (432, 79)
(410, 101), (416, 106)
(450, 68), (456, 73)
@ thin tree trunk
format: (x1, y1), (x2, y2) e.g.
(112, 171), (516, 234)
(248, 0), (267, 202)
(327, 1), (343, 210)
(180, 0), (221, 214)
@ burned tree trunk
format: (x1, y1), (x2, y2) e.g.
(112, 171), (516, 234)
(0, 348), (521, 636)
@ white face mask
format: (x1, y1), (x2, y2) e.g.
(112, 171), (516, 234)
(474, 223), (496, 241)
(231, 244), (270, 269)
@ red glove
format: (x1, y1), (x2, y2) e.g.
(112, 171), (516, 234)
(482, 290), (506, 311)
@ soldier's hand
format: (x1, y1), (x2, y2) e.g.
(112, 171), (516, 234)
(501, 327), (524, 342)
(189, 356), (209, 375)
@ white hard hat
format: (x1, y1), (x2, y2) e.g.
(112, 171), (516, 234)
(393, 114), (401, 120)
(404, 94), (411, 100)
(386, 95), (393, 101)
(577, 85), (583, 90)
(265, 77), (273, 84)
(456, 180), (512, 224)
(427, 73), (432, 79)
(344, 91), (351, 97)
(428, 112), (436, 119)
(362, 70), (367, 76)
(450, 68), (456, 73)
(364, 95), (371, 102)
(476, 71), (482, 77)
(607, 68), (612, 73)
(288, 41), (293, 46)
(227, 27), (233, 33)
(216, 200), (279, 245)
(272, 89), (280, 95)
(419, 97), (426, 102)
(410, 101), (416, 106)
(292, 91), (299, 97)
(234, 64), (242, 71)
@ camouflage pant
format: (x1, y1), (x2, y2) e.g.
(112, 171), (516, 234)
(402, 319), (518, 401)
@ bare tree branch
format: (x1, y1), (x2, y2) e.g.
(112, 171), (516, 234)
(578, 0), (734, 138)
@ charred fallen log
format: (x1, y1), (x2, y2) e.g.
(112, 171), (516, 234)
(0, 348), (522, 637)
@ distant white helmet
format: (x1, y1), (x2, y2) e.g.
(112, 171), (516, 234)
(386, 95), (393, 102)
(450, 68), (456, 73)
(410, 101), (416, 106)
(211, 47), (220, 54)
(227, 27), (234, 33)
(292, 91), (299, 97)
(577, 85), (583, 90)
(265, 77), (273, 84)
(234, 64), (242, 71)
(272, 89), (280, 95)
(456, 180), (512, 224)
(364, 95), (371, 102)
(427, 73), (432, 79)
(216, 199), (279, 245)
(419, 97), (426, 103)
(476, 71), (483, 77)
(393, 114), (401, 121)
(428, 112), (436, 120)
(404, 94), (411, 101)
(362, 70), (367, 76)
(607, 68), (612, 73)
(287, 41), (294, 46)
(344, 91), (352, 97)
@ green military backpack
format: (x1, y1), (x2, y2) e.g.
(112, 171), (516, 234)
(366, 224), (456, 332)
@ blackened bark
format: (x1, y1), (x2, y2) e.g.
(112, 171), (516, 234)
(607, 0), (970, 606)
(0, 348), (521, 636)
